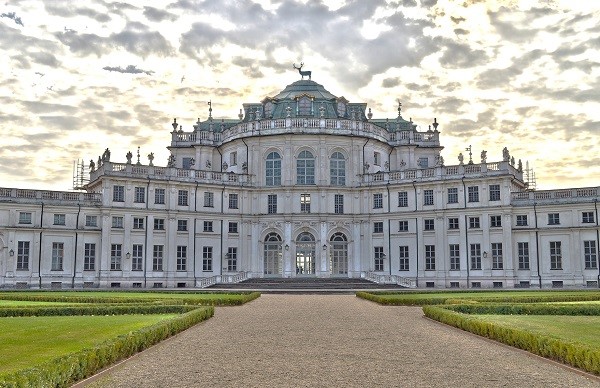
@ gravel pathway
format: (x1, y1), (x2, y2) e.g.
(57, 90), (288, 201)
(83, 294), (599, 387)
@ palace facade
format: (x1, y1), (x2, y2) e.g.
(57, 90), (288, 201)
(0, 78), (598, 289)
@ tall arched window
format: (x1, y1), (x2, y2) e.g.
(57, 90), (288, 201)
(264, 232), (282, 276)
(330, 152), (346, 186)
(266, 151), (281, 186)
(296, 150), (315, 185)
(330, 232), (348, 275)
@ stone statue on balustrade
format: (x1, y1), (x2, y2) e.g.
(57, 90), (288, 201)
(480, 150), (487, 164)
(148, 152), (154, 167)
(167, 154), (175, 167)
(102, 148), (111, 162)
(518, 159), (523, 172)
(89, 159), (95, 172)
(435, 155), (444, 167)
(97, 156), (102, 168)
(126, 151), (133, 164)
(510, 156), (515, 166)
(502, 147), (509, 162)
(458, 152), (464, 165)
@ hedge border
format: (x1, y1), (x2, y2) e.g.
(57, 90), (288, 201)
(423, 306), (600, 375)
(0, 306), (214, 387)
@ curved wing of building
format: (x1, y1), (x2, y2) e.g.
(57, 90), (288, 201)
(1, 77), (598, 289)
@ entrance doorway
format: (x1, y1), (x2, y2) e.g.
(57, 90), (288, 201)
(330, 232), (348, 276)
(295, 232), (315, 275)
(264, 232), (282, 276)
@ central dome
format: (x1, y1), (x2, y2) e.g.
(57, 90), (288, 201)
(272, 80), (337, 100)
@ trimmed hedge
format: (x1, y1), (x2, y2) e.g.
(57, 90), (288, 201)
(0, 306), (214, 387)
(0, 291), (261, 306)
(0, 304), (203, 317)
(356, 291), (600, 306)
(444, 303), (600, 316)
(423, 306), (600, 375)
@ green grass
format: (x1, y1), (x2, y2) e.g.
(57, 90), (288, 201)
(0, 300), (82, 306)
(372, 290), (600, 299)
(0, 314), (176, 374)
(0, 291), (255, 303)
(476, 314), (600, 348)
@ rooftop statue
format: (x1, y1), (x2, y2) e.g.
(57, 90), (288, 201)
(293, 62), (311, 80)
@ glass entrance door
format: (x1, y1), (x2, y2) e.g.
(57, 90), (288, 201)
(330, 232), (348, 276)
(264, 233), (282, 277)
(295, 232), (316, 276)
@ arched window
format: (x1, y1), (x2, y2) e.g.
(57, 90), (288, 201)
(330, 152), (346, 186)
(266, 151), (281, 186)
(264, 232), (282, 276)
(330, 232), (348, 275)
(296, 150), (315, 185)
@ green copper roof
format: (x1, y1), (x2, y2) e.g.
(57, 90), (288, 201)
(271, 80), (337, 100)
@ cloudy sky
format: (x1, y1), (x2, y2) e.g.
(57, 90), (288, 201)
(1, 0), (598, 191)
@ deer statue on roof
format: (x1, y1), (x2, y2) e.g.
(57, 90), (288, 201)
(293, 62), (311, 80)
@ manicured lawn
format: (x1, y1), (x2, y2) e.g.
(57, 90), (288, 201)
(0, 314), (176, 374)
(0, 291), (255, 303)
(373, 291), (600, 300)
(477, 314), (600, 348)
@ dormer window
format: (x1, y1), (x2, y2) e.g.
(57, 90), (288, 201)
(337, 101), (346, 117)
(298, 96), (312, 116)
(264, 101), (273, 118)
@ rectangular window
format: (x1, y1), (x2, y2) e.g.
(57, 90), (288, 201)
(134, 187), (145, 203)
(449, 244), (460, 271)
(19, 212), (32, 224)
(84, 243), (95, 271)
(398, 191), (408, 207)
(177, 246), (187, 271)
(374, 247), (384, 271)
(204, 192), (214, 207)
(177, 219), (188, 231)
(300, 193), (311, 213)
(492, 242), (503, 269)
(51, 242), (64, 271)
(229, 221), (239, 234)
(334, 194), (344, 214)
(399, 246), (409, 271)
(268, 194), (277, 214)
(398, 220), (409, 232)
(584, 241), (598, 269)
(178, 190), (188, 206)
(374, 152), (381, 166)
(490, 215), (502, 227)
(425, 245), (435, 270)
(582, 211), (595, 223)
(153, 218), (165, 231)
(550, 241), (562, 270)
(516, 215), (528, 226)
(53, 214), (66, 225)
(418, 157), (428, 168)
(424, 219), (435, 231)
(112, 216), (123, 228)
(16, 241), (30, 270)
(110, 244), (122, 270)
(230, 151), (237, 166)
(470, 243), (481, 270)
(373, 222), (384, 234)
(467, 186), (479, 202)
(182, 157), (193, 170)
(153, 245), (164, 271)
(133, 217), (144, 230)
(203, 246), (213, 271)
(154, 188), (165, 205)
(229, 193), (239, 209)
(448, 217), (459, 230)
(113, 185), (124, 202)
(203, 221), (213, 232)
(447, 188), (458, 204)
(132, 244), (143, 271)
(373, 193), (383, 209)
(489, 184), (501, 201)
(469, 217), (480, 229)
(423, 189), (434, 206)
(85, 215), (97, 227)
(548, 213), (560, 225)
(227, 247), (237, 271)
(518, 242), (530, 270)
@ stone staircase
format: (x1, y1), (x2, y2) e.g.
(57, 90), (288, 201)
(207, 277), (409, 292)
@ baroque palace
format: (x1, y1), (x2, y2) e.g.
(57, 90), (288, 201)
(0, 74), (599, 289)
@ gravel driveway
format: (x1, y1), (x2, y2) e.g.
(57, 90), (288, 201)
(81, 294), (599, 387)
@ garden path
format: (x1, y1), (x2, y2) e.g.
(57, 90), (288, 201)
(82, 294), (599, 387)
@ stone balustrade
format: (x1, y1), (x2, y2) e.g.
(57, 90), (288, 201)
(511, 187), (599, 204)
(361, 161), (520, 185)
(91, 162), (253, 186)
(0, 187), (102, 204)
(170, 117), (440, 147)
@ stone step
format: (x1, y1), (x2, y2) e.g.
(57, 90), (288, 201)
(208, 277), (408, 290)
